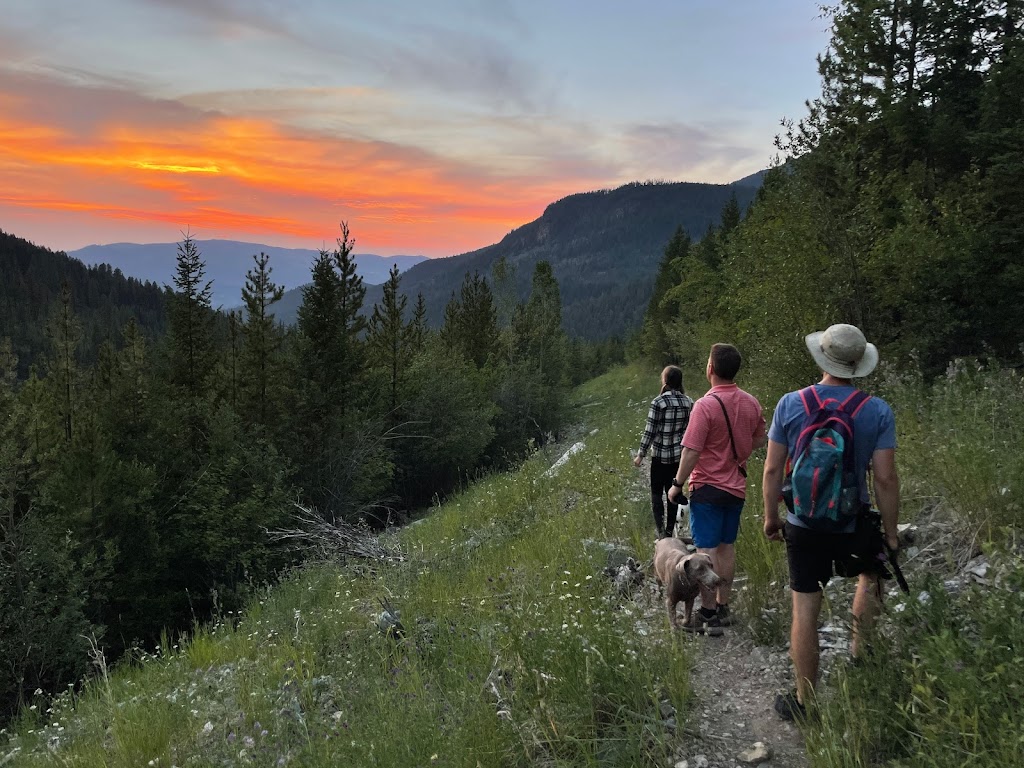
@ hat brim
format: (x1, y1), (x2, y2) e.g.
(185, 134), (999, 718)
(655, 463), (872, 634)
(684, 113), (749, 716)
(805, 332), (879, 378)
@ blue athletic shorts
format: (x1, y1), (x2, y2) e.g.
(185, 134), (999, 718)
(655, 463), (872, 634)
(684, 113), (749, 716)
(689, 500), (744, 549)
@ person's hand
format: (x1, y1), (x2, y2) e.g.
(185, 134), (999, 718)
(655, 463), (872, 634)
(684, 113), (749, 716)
(885, 531), (899, 553)
(632, 453), (643, 467)
(667, 484), (681, 504)
(764, 515), (785, 542)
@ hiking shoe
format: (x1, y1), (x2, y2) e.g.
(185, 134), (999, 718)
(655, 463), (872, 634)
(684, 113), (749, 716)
(774, 691), (810, 722)
(681, 611), (724, 637)
(716, 603), (735, 627)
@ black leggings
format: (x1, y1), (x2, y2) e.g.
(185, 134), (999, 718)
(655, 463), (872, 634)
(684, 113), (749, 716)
(650, 458), (681, 537)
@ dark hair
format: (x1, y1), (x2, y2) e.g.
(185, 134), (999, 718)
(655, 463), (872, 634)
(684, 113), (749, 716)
(709, 343), (742, 381)
(661, 365), (684, 394)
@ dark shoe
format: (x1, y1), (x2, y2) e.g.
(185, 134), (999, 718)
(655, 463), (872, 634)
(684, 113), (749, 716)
(681, 610), (724, 637)
(716, 603), (735, 627)
(774, 691), (808, 722)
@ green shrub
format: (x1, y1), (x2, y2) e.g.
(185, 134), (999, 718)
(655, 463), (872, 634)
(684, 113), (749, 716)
(806, 558), (1024, 768)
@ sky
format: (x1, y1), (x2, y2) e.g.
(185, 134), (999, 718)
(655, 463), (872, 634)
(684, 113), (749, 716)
(0, 1), (831, 257)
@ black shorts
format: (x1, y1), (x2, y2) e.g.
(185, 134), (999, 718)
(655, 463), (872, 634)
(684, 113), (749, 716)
(784, 522), (881, 593)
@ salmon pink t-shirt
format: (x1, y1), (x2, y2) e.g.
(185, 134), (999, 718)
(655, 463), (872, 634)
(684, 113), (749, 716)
(682, 383), (766, 499)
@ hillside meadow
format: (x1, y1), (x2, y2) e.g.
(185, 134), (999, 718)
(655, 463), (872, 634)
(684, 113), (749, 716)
(2, 366), (692, 767)
(4, 359), (1024, 767)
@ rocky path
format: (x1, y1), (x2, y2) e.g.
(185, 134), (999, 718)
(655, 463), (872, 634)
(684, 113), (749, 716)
(670, 623), (807, 768)
(618, 454), (809, 768)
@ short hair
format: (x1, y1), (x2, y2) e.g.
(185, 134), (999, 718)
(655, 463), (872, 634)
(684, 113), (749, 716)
(710, 343), (742, 381)
(662, 365), (684, 393)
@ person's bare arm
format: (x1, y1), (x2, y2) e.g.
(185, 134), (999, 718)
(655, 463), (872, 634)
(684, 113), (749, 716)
(752, 413), (768, 452)
(752, 430), (768, 452)
(667, 447), (701, 504)
(872, 448), (899, 550)
(762, 439), (787, 540)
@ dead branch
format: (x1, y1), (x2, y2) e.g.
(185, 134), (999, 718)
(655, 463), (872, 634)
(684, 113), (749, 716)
(267, 503), (404, 565)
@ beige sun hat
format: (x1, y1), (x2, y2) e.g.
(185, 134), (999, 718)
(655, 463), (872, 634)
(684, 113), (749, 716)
(805, 324), (879, 378)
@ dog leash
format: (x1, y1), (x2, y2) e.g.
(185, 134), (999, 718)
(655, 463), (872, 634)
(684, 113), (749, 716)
(887, 545), (910, 594)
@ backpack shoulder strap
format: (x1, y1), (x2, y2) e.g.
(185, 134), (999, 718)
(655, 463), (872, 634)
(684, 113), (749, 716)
(797, 386), (818, 414)
(840, 389), (872, 418)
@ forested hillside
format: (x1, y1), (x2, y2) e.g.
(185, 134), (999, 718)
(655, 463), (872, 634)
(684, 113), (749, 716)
(630, 3), (1024, 764)
(0, 221), (622, 720)
(272, 180), (758, 340)
(0, 231), (167, 377)
(637, 0), (1024, 380)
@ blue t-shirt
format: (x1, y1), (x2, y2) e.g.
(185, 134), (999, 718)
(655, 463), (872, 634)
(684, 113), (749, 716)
(767, 384), (896, 531)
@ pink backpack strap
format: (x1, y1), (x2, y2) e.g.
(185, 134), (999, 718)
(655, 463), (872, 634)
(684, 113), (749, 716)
(797, 386), (817, 414)
(840, 389), (872, 417)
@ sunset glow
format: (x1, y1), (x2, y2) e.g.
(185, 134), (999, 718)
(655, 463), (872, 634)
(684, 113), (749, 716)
(0, 1), (828, 256)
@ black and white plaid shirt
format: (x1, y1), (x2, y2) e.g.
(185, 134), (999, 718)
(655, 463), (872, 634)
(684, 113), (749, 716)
(637, 390), (694, 463)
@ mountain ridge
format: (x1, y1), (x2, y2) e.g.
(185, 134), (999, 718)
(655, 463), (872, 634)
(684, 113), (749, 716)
(69, 239), (427, 309)
(272, 177), (760, 339)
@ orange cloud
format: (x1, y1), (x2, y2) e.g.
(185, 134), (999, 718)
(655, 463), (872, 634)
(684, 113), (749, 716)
(0, 71), (594, 255)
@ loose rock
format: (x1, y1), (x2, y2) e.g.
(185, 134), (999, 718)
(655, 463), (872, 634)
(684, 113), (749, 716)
(738, 742), (772, 765)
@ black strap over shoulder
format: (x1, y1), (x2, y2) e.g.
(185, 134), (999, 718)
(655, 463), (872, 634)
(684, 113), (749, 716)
(708, 393), (746, 478)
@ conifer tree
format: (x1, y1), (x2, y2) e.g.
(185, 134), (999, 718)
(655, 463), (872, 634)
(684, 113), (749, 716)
(227, 310), (241, 412)
(641, 228), (690, 364)
(295, 223), (372, 512)
(332, 223), (367, 426)
(441, 271), (498, 368)
(297, 248), (343, 474)
(409, 292), (429, 353)
(367, 264), (409, 413)
(168, 234), (214, 402)
(46, 281), (81, 443)
(240, 253), (285, 427)
(523, 261), (566, 388)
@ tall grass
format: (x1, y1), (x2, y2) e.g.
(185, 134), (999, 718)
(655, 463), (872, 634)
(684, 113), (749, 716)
(801, 361), (1024, 767)
(878, 360), (1024, 535)
(6, 360), (1022, 767)
(2, 365), (696, 767)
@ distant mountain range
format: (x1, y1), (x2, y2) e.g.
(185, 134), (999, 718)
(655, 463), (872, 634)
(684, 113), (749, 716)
(64, 170), (764, 340)
(272, 177), (760, 339)
(69, 240), (426, 309)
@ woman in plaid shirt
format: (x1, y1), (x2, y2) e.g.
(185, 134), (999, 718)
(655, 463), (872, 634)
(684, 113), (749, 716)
(633, 366), (694, 538)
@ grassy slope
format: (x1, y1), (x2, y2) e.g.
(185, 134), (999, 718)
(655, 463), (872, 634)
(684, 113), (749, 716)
(7, 361), (1024, 767)
(3, 366), (694, 767)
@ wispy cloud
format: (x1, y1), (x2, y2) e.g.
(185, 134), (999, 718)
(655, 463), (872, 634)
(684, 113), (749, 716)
(0, 1), (818, 253)
(0, 68), (591, 254)
(620, 121), (761, 182)
(355, 21), (550, 113)
(138, 0), (302, 40)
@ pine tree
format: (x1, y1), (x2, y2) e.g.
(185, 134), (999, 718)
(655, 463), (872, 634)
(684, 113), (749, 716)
(441, 272), (498, 368)
(295, 223), (372, 512)
(409, 292), (429, 353)
(227, 310), (241, 412)
(523, 261), (566, 388)
(296, 249), (343, 475)
(240, 253), (285, 428)
(46, 281), (81, 443)
(333, 223), (366, 424)
(640, 227), (690, 364)
(168, 234), (214, 402)
(367, 264), (409, 413)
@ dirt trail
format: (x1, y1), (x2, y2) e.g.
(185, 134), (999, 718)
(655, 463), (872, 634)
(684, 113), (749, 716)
(622, 461), (809, 768)
(672, 622), (808, 768)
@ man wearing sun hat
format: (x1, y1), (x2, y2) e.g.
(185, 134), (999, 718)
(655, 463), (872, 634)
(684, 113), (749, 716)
(761, 324), (900, 721)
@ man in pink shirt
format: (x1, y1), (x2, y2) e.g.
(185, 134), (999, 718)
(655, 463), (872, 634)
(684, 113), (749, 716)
(668, 343), (766, 634)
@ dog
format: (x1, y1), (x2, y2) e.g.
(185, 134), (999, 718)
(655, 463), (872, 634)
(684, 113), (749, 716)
(653, 538), (722, 629)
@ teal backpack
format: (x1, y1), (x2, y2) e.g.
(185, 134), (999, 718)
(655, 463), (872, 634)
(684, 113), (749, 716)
(782, 387), (871, 531)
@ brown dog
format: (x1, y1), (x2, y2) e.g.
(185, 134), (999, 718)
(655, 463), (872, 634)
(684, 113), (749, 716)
(653, 538), (723, 629)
